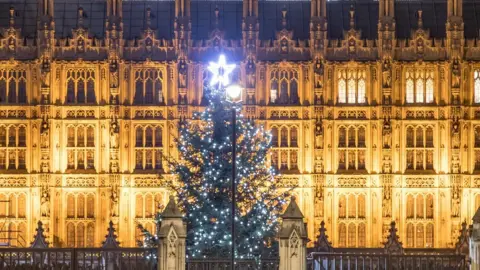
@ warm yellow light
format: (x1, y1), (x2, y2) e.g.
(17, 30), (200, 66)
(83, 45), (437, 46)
(226, 84), (242, 102)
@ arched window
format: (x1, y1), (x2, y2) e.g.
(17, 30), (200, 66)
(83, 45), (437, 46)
(416, 127), (424, 147)
(358, 223), (366, 247)
(145, 194), (154, 218)
(18, 194), (25, 218)
(136, 127), (143, 147)
(416, 224), (424, 248)
(271, 128), (278, 146)
(8, 194), (15, 217)
(87, 195), (95, 218)
(358, 194), (365, 218)
(135, 194), (143, 218)
(358, 77), (366, 103)
(338, 223), (346, 247)
(67, 223), (75, 247)
(348, 127), (355, 147)
(405, 69), (434, 104)
(280, 127), (288, 147)
(338, 127), (346, 147)
(426, 194), (434, 219)
(406, 75), (414, 103)
(426, 127), (433, 147)
(348, 194), (356, 218)
(145, 127), (153, 147)
(77, 194), (85, 218)
(358, 127), (365, 147)
(339, 195), (346, 218)
(8, 127), (15, 147)
(0, 70), (27, 104)
(65, 69), (96, 104)
(338, 72), (347, 103)
(18, 222), (26, 247)
(68, 127), (75, 147)
(416, 195), (424, 219)
(134, 69), (163, 105)
(77, 127), (85, 147)
(155, 127), (163, 147)
(475, 127), (480, 147)
(406, 195), (414, 218)
(290, 127), (297, 147)
(18, 127), (25, 147)
(406, 223), (414, 247)
(87, 127), (94, 147)
(347, 77), (356, 104)
(0, 127), (6, 147)
(426, 223), (434, 247)
(67, 194), (75, 218)
(348, 223), (356, 247)
(86, 223), (95, 247)
(475, 70), (480, 103)
(270, 69), (299, 105)
(77, 223), (85, 247)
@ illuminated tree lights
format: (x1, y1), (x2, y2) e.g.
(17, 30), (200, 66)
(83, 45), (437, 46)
(139, 55), (289, 259)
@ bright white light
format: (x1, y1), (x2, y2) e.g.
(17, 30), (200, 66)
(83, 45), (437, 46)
(208, 54), (236, 88)
(226, 84), (242, 101)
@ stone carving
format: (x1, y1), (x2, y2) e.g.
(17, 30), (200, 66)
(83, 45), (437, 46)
(110, 119), (119, 149)
(383, 155), (392, 173)
(109, 59), (119, 88)
(383, 188), (391, 218)
(315, 155), (323, 173)
(314, 118), (324, 149)
(452, 187), (460, 218)
(178, 59), (187, 88)
(452, 59), (461, 88)
(245, 58), (256, 88)
(40, 187), (50, 217)
(314, 58), (324, 89)
(40, 119), (49, 149)
(110, 187), (119, 217)
(452, 117), (460, 149)
(40, 57), (51, 88)
(382, 58), (392, 88)
(314, 181), (324, 218)
(382, 118), (392, 148)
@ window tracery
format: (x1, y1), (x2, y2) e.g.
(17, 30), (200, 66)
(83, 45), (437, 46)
(406, 125), (434, 171)
(133, 69), (164, 105)
(338, 125), (366, 171)
(0, 125), (26, 170)
(405, 69), (434, 104)
(65, 69), (96, 104)
(135, 125), (163, 171)
(66, 125), (95, 171)
(270, 125), (299, 171)
(474, 69), (480, 103)
(474, 126), (480, 171)
(269, 69), (299, 105)
(337, 193), (366, 247)
(0, 69), (27, 104)
(135, 192), (164, 243)
(406, 193), (434, 248)
(337, 69), (366, 104)
(65, 192), (95, 247)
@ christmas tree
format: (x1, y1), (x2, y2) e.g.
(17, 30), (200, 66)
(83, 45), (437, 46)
(140, 55), (289, 259)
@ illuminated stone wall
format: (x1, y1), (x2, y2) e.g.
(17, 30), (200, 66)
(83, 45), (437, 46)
(0, 0), (477, 249)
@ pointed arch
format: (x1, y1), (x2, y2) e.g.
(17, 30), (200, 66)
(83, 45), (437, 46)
(77, 194), (85, 218)
(348, 194), (356, 218)
(406, 223), (414, 247)
(67, 194), (75, 218)
(339, 195), (346, 218)
(357, 194), (365, 218)
(338, 223), (346, 247)
(348, 223), (356, 247)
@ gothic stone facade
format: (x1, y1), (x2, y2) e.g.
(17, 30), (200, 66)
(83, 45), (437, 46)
(0, 0), (479, 249)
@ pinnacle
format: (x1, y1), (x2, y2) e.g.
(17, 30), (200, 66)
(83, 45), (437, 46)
(282, 197), (304, 219)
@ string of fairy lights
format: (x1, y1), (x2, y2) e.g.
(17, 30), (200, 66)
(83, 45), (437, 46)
(139, 55), (289, 259)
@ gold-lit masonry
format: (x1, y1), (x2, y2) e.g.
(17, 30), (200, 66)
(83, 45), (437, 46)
(0, 0), (477, 249)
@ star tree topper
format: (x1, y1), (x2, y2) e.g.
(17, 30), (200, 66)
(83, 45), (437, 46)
(208, 54), (236, 88)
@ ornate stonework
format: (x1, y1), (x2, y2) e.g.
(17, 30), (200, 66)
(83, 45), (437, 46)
(0, 0), (478, 250)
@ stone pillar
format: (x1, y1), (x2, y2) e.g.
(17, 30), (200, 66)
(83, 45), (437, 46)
(278, 197), (308, 270)
(470, 208), (480, 270)
(158, 196), (186, 270)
